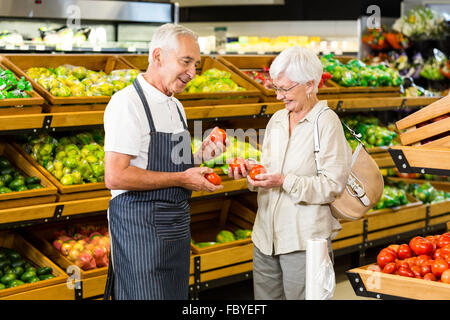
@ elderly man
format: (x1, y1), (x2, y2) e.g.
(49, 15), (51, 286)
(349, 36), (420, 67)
(103, 24), (225, 300)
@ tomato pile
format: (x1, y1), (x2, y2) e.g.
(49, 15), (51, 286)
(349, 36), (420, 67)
(373, 232), (450, 284)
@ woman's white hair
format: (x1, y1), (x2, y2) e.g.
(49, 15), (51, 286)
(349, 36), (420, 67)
(148, 23), (198, 66)
(269, 46), (323, 93)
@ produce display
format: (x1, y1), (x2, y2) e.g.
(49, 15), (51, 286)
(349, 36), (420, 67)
(393, 181), (450, 204)
(192, 135), (261, 174)
(18, 130), (105, 185)
(51, 223), (110, 271)
(321, 54), (403, 87)
(0, 67), (32, 99)
(192, 228), (252, 248)
(362, 25), (410, 51)
(0, 155), (43, 194)
(392, 6), (449, 41)
(371, 185), (409, 211)
(341, 115), (399, 150)
(183, 68), (246, 93)
(371, 232), (450, 284)
(243, 68), (333, 89)
(26, 65), (139, 97)
(0, 247), (55, 290)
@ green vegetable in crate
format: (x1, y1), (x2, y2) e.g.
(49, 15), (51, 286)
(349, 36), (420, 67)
(410, 182), (450, 204)
(184, 68), (246, 93)
(234, 229), (252, 240)
(216, 230), (236, 243)
(0, 67), (32, 99)
(374, 186), (408, 210)
(195, 242), (217, 248)
(320, 54), (403, 87)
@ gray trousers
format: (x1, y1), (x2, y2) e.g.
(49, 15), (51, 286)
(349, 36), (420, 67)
(253, 240), (334, 300)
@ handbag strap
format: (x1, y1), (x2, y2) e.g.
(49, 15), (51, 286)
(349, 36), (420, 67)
(313, 106), (331, 175)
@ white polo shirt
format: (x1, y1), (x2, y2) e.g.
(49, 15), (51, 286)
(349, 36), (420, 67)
(104, 73), (188, 199)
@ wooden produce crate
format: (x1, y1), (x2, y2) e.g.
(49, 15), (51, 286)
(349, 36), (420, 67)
(217, 54), (341, 102)
(0, 142), (57, 210)
(0, 231), (70, 300)
(27, 216), (109, 299)
(390, 95), (450, 176)
(120, 54), (261, 106)
(0, 61), (45, 115)
(189, 197), (255, 254)
(1, 54), (136, 112)
(365, 202), (428, 242)
(12, 142), (107, 198)
(347, 264), (450, 300)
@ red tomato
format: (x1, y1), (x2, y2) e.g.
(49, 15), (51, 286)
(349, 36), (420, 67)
(382, 262), (396, 274)
(409, 236), (434, 256)
(229, 157), (246, 174)
(210, 127), (227, 144)
(388, 244), (400, 254)
(416, 255), (431, 266)
(441, 269), (450, 284)
(420, 263), (432, 276)
(431, 259), (449, 278)
(377, 250), (397, 269)
(410, 265), (421, 277)
(433, 248), (446, 260)
(249, 164), (265, 180)
(423, 273), (437, 281)
(381, 247), (397, 259)
(397, 267), (415, 278)
(204, 172), (221, 185)
(441, 244), (450, 256)
(397, 244), (413, 260)
(437, 233), (450, 248)
(395, 259), (410, 269)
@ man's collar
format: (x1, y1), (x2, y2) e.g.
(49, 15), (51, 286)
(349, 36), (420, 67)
(137, 73), (175, 103)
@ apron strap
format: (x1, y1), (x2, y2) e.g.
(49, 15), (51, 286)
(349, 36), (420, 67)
(133, 78), (157, 133)
(173, 101), (188, 130)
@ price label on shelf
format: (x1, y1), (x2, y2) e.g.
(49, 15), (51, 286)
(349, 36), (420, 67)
(93, 46), (102, 52)
(36, 45), (46, 51)
(5, 44), (15, 50)
(19, 45), (29, 51)
(127, 47), (136, 52)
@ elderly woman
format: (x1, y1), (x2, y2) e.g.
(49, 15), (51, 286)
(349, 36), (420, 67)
(229, 46), (352, 300)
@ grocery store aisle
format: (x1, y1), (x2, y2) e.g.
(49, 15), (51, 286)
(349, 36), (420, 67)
(198, 253), (376, 300)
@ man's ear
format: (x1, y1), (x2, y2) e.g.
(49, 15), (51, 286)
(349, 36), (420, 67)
(152, 48), (163, 66)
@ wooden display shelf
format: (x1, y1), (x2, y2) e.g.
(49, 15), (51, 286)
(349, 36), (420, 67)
(0, 196), (110, 226)
(0, 142), (57, 209)
(332, 219), (364, 251)
(190, 197), (255, 254)
(191, 178), (249, 198)
(365, 203), (428, 242)
(0, 54), (136, 106)
(0, 231), (69, 300)
(389, 145), (450, 176)
(120, 54), (262, 106)
(0, 61), (45, 110)
(347, 264), (450, 300)
(13, 142), (106, 195)
(390, 95), (449, 176)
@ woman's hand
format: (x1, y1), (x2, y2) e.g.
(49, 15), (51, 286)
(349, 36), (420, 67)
(247, 172), (285, 189)
(227, 158), (258, 180)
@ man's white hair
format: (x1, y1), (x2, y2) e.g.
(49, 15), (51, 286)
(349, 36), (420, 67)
(269, 46), (323, 93)
(148, 23), (198, 66)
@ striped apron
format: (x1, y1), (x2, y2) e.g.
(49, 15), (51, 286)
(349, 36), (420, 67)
(104, 79), (194, 300)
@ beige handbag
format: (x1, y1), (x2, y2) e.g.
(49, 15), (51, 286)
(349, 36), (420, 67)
(314, 107), (384, 221)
